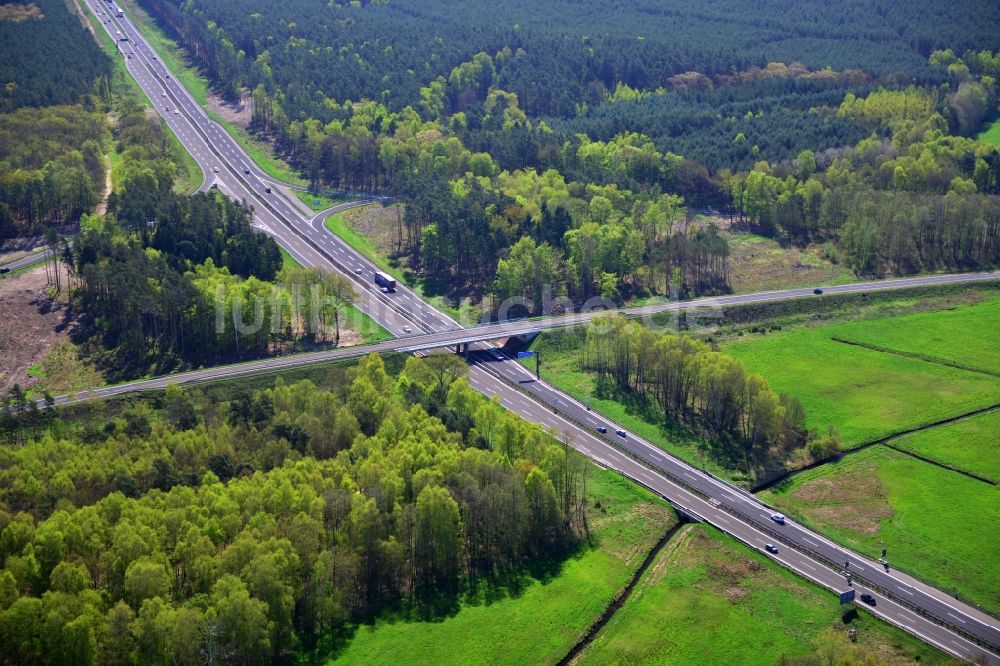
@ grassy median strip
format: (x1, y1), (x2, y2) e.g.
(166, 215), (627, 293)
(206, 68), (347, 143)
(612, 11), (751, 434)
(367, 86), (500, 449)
(116, 0), (306, 186)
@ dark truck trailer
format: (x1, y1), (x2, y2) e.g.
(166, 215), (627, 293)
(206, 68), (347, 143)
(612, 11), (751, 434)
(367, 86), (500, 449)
(374, 271), (396, 292)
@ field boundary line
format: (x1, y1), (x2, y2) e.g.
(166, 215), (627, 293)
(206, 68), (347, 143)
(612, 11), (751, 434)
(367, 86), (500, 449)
(557, 520), (689, 665)
(753, 403), (1000, 492)
(830, 336), (999, 378)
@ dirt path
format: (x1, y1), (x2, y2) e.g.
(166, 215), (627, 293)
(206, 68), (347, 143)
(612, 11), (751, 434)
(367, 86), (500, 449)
(69, 0), (98, 41)
(96, 153), (113, 216)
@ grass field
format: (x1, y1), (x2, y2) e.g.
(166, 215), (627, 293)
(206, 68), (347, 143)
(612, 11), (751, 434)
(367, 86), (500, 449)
(577, 525), (954, 666)
(978, 117), (1000, 146)
(328, 469), (678, 665)
(828, 297), (1000, 375)
(888, 410), (1000, 483)
(26, 340), (103, 396)
(324, 209), (396, 276)
(723, 324), (1000, 447)
(293, 191), (353, 212)
(724, 229), (856, 294)
(278, 246), (301, 271)
(760, 446), (1000, 616)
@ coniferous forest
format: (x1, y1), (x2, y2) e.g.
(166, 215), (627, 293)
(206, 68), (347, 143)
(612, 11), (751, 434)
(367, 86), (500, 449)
(135, 0), (1000, 304)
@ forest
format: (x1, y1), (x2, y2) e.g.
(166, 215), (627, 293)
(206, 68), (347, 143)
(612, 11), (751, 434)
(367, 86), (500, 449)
(127, 0), (1000, 305)
(726, 64), (1000, 275)
(139, 0), (1000, 115)
(0, 105), (107, 239)
(0, 355), (590, 664)
(45, 98), (347, 380)
(0, 0), (113, 239)
(0, 0), (110, 110)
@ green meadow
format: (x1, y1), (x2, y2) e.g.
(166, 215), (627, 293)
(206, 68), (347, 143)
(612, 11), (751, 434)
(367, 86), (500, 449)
(577, 525), (954, 666)
(328, 469), (678, 665)
(760, 446), (1000, 616)
(888, 410), (1000, 483)
(723, 323), (1000, 447)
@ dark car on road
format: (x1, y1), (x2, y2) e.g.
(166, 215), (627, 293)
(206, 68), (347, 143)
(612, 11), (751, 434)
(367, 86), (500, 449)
(813, 288), (823, 295)
(860, 593), (876, 606)
(616, 429), (627, 438)
(765, 544), (779, 554)
(596, 426), (607, 434)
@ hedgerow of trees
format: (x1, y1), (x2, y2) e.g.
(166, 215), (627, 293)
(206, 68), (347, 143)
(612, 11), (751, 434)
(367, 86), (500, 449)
(582, 315), (836, 472)
(0, 355), (590, 663)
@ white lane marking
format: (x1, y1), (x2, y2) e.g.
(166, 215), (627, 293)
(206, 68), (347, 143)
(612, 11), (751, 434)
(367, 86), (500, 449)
(947, 612), (966, 624)
(898, 586), (914, 596)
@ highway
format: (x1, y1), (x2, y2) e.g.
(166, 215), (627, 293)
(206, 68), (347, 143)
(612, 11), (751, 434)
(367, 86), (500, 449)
(74, 2), (1000, 662)
(0, 249), (52, 273)
(44, 270), (1000, 404)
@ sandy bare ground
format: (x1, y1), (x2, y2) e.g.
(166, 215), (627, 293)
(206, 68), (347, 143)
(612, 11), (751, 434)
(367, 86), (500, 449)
(95, 153), (113, 216)
(207, 90), (252, 128)
(0, 266), (73, 393)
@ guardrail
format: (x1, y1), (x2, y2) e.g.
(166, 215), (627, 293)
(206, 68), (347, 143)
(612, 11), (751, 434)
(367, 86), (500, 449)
(477, 355), (1000, 653)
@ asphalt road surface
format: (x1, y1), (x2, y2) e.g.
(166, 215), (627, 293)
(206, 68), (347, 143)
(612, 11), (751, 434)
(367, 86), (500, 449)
(73, 3), (1000, 661)
(0, 249), (52, 273)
